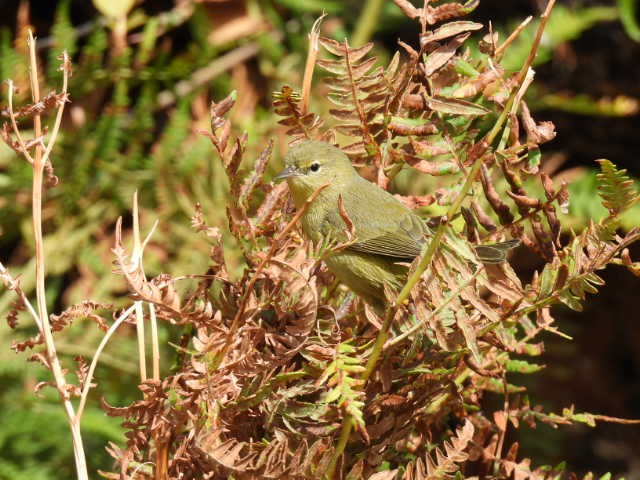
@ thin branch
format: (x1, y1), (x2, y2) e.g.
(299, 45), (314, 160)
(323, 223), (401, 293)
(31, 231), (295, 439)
(25, 29), (89, 480)
(6, 80), (35, 164)
(75, 305), (137, 423)
(41, 50), (70, 165)
(134, 301), (147, 382)
(131, 191), (148, 382)
(149, 303), (160, 381)
(0, 261), (42, 331)
(495, 15), (533, 59)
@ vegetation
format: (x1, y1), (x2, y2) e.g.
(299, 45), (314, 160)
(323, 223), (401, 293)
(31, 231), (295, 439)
(1, 0), (639, 478)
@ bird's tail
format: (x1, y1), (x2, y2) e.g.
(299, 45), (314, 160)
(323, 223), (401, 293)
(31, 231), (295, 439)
(473, 239), (521, 264)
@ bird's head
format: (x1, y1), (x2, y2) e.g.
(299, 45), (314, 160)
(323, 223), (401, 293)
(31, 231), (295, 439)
(276, 141), (356, 204)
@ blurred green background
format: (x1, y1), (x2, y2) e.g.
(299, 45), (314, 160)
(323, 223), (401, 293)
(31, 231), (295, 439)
(0, 0), (639, 478)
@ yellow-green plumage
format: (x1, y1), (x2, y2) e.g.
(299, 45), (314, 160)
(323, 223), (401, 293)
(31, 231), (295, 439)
(280, 141), (429, 311)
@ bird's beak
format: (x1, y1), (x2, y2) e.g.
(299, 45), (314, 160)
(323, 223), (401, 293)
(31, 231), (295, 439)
(275, 165), (302, 181)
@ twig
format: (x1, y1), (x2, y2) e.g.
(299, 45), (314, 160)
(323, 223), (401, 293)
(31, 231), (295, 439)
(134, 301), (147, 381)
(41, 51), (70, 165)
(6, 80), (35, 164)
(132, 192), (148, 382)
(591, 414), (640, 425)
(0, 261), (43, 331)
(149, 303), (160, 381)
(495, 16), (533, 59)
(23, 30), (89, 480)
(75, 305), (136, 423)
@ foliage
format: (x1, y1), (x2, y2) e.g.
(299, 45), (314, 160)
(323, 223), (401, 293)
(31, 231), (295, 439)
(1, 0), (640, 479)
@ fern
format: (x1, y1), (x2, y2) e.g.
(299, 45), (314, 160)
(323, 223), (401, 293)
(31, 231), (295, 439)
(318, 38), (387, 161)
(272, 85), (325, 141)
(389, 420), (475, 480)
(318, 341), (366, 431)
(596, 158), (638, 216)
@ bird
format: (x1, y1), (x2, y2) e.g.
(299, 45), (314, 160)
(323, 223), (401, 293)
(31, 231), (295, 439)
(276, 140), (517, 312)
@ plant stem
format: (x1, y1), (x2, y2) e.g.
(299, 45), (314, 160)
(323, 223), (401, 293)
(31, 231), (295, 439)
(75, 305), (137, 423)
(325, 140), (486, 480)
(25, 30), (89, 480)
(150, 303), (161, 381)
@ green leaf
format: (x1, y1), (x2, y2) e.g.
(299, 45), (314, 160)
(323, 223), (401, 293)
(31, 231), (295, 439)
(596, 159), (638, 215)
(558, 292), (583, 311)
(527, 147), (541, 171)
(427, 96), (490, 116)
(505, 359), (544, 374)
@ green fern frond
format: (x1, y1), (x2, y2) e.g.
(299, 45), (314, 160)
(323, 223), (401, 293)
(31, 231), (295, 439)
(596, 158), (638, 216)
(318, 341), (366, 429)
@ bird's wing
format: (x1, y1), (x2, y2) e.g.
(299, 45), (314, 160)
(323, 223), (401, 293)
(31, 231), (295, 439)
(323, 179), (427, 260)
(347, 212), (426, 259)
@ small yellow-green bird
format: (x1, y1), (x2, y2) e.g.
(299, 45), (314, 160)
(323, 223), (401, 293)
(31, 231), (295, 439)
(277, 140), (515, 312)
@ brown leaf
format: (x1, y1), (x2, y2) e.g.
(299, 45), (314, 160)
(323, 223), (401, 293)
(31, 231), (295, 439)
(521, 101), (556, 144)
(422, 33), (470, 77)
(393, 0), (420, 19)
(421, 21), (483, 46)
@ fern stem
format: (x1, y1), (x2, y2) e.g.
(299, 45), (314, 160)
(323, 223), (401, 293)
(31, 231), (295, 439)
(23, 30), (89, 480)
(352, 0), (385, 46)
(132, 192), (148, 382)
(326, 416), (354, 479)
(326, 136), (488, 479)
(150, 303), (161, 381)
(75, 305), (137, 423)
(384, 266), (484, 350)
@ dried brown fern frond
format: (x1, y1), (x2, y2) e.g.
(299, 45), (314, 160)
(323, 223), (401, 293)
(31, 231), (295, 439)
(318, 38), (387, 164)
(197, 430), (334, 479)
(96, 2), (640, 479)
(273, 86), (327, 143)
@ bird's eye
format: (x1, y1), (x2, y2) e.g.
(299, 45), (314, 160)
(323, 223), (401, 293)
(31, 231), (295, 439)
(309, 162), (320, 172)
